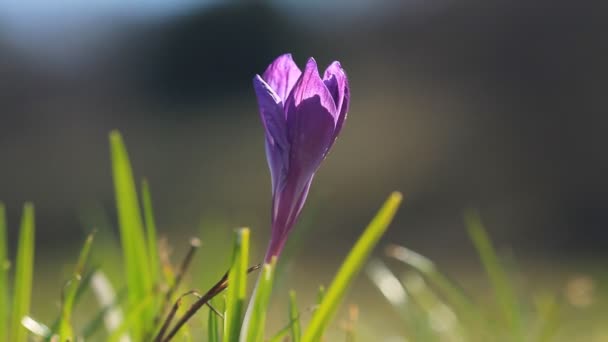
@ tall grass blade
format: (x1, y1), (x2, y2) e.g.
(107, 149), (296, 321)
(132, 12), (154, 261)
(243, 260), (276, 342)
(57, 232), (95, 340)
(302, 192), (403, 342)
(289, 290), (302, 342)
(208, 304), (220, 342)
(141, 179), (160, 290)
(10, 203), (35, 342)
(109, 130), (152, 339)
(224, 228), (250, 342)
(0, 203), (8, 341)
(465, 210), (522, 340)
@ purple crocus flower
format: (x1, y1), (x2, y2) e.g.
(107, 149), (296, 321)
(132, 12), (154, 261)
(253, 53), (349, 261)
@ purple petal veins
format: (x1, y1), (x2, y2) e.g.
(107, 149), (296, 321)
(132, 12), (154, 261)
(262, 53), (302, 103)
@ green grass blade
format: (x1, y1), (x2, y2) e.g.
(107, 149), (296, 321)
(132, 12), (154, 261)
(267, 324), (291, 342)
(224, 228), (250, 342)
(243, 260), (276, 342)
(57, 232), (95, 340)
(465, 210), (522, 340)
(365, 258), (435, 341)
(141, 179), (160, 289)
(267, 306), (306, 342)
(289, 290), (302, 342)
(208, 304), (220, 342)
(10, 203), (35, 342)
(0, 203), (8, 341)
(109, 130), (152, 339)
(302, 192), (403, 342)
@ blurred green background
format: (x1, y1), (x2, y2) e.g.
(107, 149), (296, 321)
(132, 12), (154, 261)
(1, 0), (607, 339)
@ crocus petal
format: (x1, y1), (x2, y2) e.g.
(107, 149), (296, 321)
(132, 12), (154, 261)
(253, 75), (289, 191)
(323, 61), (350, 140)
(265, 138), (286, 194)
(285, 58), (338, 179)
(267, 175), (313, 262)
(262, 53), (302, 103)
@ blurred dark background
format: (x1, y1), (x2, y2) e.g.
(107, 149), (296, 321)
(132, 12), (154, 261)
(1, 0), (607, 286)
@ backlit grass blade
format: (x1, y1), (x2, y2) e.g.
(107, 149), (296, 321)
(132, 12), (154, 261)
(0, 203), (8, 341)
(86, 271), (127, 339)
(365, 258), (434, 341)
(243, 260), (276, 342)
(302, 192), (403, 342)
(289, 290), (302, 342)
(21, 315), (52, 338)
(400, 271), (463, 341)
(109, 130), (152, 339)
(10, 203), (35, 342)
(465, 210), (523, 340)
(224, 228), (250, 342)
(107, 295), (154, 342)
(141, 179), (160, 290)
(57, 232), (95, 340)
(386, 245), (487, 338)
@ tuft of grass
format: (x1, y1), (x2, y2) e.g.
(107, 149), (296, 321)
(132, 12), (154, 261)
(56, 231), (96, 341)
(10, 203), (35, 342)
(224, 228), (250, 342)
(465, 209), (523, 340)
(302, 191), (403, 342)
(0, 203), (7, 341)
(369, 209), (564, 341)
(109, 130), (153, 339)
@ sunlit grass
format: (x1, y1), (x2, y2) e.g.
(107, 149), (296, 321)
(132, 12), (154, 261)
(363, 211), (577, 342)
(0, 130), (604, 341)
(11, 203), (35, 342)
